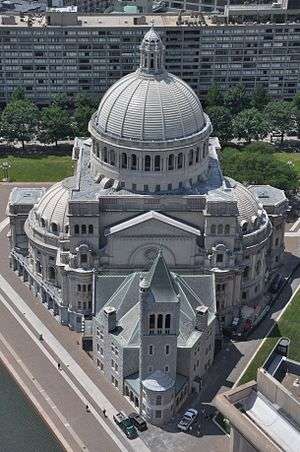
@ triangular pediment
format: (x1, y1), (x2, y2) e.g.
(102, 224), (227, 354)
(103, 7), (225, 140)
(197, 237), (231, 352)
(105, 211), (201, 237)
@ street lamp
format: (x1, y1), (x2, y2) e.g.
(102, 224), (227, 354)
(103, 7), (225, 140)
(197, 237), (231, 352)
(0, 161), (11, 181)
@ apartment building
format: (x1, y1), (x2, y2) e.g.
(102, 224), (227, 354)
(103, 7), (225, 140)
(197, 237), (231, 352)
(0, 3), (299, 105)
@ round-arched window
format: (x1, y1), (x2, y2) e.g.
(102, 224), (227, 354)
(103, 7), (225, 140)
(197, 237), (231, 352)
(145, 155), (151, 171)
(168, 154), (174, 170)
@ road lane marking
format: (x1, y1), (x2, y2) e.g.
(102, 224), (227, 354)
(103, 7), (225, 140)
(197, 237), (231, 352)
(290, 217), (300, 232)
(0, 217), (9, 233)
(0, 276), (151, 452)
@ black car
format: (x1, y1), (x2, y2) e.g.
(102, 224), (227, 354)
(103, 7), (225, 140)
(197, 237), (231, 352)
(128, 412), (147, 431)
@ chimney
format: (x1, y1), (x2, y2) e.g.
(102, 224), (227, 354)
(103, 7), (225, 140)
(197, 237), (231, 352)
(195, 306), (208, 331)
(103, 306), (117, 332)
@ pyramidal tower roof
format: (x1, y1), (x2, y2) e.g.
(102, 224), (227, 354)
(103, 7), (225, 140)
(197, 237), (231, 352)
(141, 251), (178, 302)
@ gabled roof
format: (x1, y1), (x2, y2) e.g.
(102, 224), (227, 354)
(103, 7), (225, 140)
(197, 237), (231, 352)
(105, 210), (201, 236)
(141, 251), (178, 303)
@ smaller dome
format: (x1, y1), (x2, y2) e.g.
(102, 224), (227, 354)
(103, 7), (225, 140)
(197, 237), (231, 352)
(35, 180), (71, 233)
(226, 178), (263, 225)
(143, 369), (175, 392)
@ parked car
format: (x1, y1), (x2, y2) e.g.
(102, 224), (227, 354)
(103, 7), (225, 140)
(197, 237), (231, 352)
(128, 412), (147, 431)
(270, 274), (285, 294)
(177, 408), (198, 431)
(113, 412), (138, 439)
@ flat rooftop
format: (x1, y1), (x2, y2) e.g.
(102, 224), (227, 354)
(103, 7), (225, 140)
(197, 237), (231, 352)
(280, 370), (300, 402)
(10, 187), (45, 205)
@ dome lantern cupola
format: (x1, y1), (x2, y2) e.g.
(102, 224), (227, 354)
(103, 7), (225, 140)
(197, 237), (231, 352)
(139, 25), (165, 75)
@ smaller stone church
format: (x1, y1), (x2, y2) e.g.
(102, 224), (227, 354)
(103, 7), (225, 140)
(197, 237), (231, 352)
(93, 251), (216, 425)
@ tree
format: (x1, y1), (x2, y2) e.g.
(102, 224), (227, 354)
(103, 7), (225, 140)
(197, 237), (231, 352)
(0, 99), (39, 149)
(73, 104), (95, 136)
(74, 93), (98, 110)
(11, 87), (26, 102)
(207, 106), (233, 143)
(232, 108), (270, 143)
(205, 84), (223, 108)
(264, 100), (296, 144)
(221, 148), (298, 191)
(223, 83), (250, 114)
(51, 93), (73, 111)
(251, 85), (270, 111)
(39, 105), (74, 146)
(293, 92), (300, 138)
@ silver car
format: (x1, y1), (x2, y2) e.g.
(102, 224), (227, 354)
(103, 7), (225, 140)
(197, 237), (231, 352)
(177, 408), (198, 431)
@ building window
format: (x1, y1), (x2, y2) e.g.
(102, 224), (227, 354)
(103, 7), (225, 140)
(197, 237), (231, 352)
(41, 218), (46, 228)
(81, 224), (86, 234)
(149, 314), (155, 330)
(103, 147), (108, 162)
(121, 153), (127, 169)
(217, 224), (223, 235)
(178, 153), (183, 169)
(145, 155), (151, 171)
(157, 314), (163, 329)
(167, 183), (172, 191)
(154, 155), (161, 171)
(242, 291), (247, 300)
(148, 345), (153, 355)
(78, 301), (82, 309)
(188, 149), (193, 166)
(88, 284), (92, 292)
(275, 238), (279, 246)
(156, 410), (161, 418)
(165, 345), (170, 355)
(211, 224), (216, 234)
(165, 366), (169, 373)
(156, 396), (162, 406)
(144, 184), (149, 192)
(81, 254), (87, 264)
(131, 154), (137, 170)
(165, 314), (171, 330)
(110, 150), (115, 166)
(225, 224), (230, 235)
(82, 285), (86, 292)
(148, 366), (153, 373)
(49, 267), (55, 280)
(243, 266), (249, 280)
(74, 224), (79, 234)
(132, 183), (136, 191)
(216, 254), (223, 263)
(88, 224), (93, 234)
(77, 284), (81, 292)
(51, 223), (58, 234)
(195, 148), (200, 163)
(256, 260), (261, 275)
(155, 185), (160, 192)
(168, 154), (174, 170)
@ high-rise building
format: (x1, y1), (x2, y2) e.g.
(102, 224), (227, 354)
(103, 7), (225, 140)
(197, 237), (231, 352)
(0, 2), (299, 105)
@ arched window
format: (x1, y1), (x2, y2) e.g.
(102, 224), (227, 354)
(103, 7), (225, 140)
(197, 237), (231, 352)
(256, 260), (262, 275)
(224, 224), (230, 235)
(188, 149), (194, 166)
(241, 221), (248, 234)
(211, 224), (216, 235)
(157, 314), (163, 329)
(154, 155), (161, 171)
(178, 153), (183, 169)
(110, 150), (115, 166)
(51, 223), (58, 234)
(202, 147), (206, 159)
(74, 224), (79, 234)
(149, 314), (155, 330)
(64, 225), (69, 234)
(103, 147), (108, 163)
(88, 224), (93, 234)
(196, 147), (200, 163)
(121, 153), (127, 169)
(168, 154), (174, 170)
(165, 314), (171, 330)
(41, 218), (46, 228)
(217, 224), (223, 235)
(36, 261), (42, 274)
(145, 155), (151, 171)
(243, 266), (249, 280)
(49, 266), (55, 280)
(131, 154), (137, 170)
(81, 224), (86, 234)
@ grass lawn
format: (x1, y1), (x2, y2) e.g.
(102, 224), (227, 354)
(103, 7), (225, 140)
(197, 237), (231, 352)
(274, 152), (300, 178)
(0, 155), (74, 182)
(239, 290), (300, 385)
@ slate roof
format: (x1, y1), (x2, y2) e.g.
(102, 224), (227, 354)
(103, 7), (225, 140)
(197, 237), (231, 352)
(95, 254), (216, 347)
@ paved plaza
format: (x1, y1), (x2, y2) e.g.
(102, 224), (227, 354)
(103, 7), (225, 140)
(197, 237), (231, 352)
(0, 183), (300, 452)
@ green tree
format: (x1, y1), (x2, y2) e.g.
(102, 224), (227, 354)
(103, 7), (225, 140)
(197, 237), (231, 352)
(74, 93), (98, 110)
(251, 85), (270, 111)
(11, 87), (26, 102)
(51, 93), (73, 111)
(0, 99), (39, 149)
(232, 108), (270, 143)
(39, 105), (74, 146)
(293, 92), (300, 138)
(221, 148), (298, 191)
(207, 106), (233, 143)
(224, 83), (250, 114)
(205, 84), (223, 108)
(265, 100), (296, 144)
(73, 104), (95, 136)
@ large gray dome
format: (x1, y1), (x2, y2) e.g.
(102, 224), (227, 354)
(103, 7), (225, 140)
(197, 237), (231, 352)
(93, 27), (206, 143)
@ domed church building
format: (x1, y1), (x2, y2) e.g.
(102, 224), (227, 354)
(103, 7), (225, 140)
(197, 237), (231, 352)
(7, 28), (287, 424)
